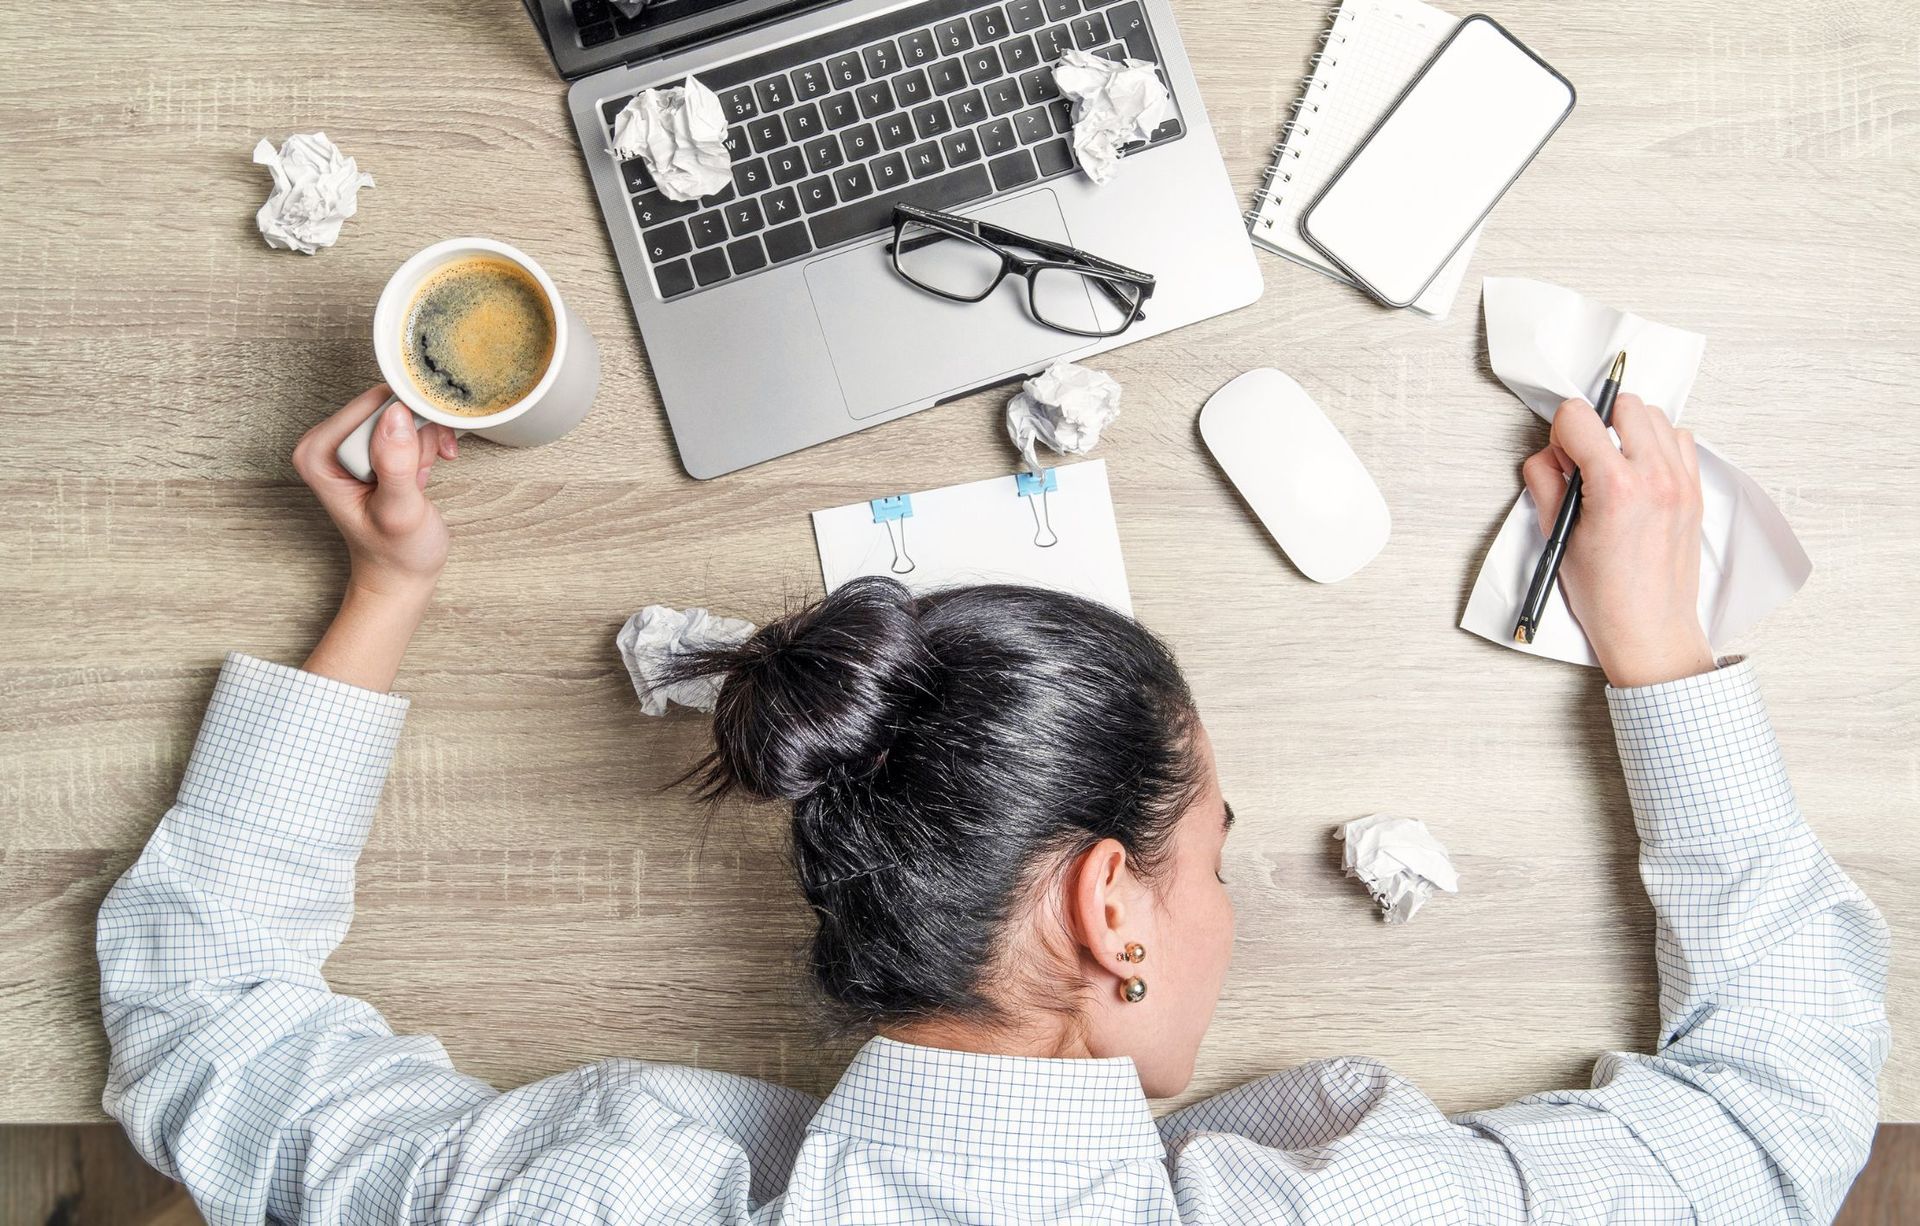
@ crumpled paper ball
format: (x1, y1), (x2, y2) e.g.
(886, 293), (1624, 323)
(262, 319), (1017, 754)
(1006, 360), (1123, 473)
(616, 605), (757, 716)
(1051, 48), (1175, 184)
(610, 76), (734, 202)
(251, 132), (374, 255)
(1334, 814), (1460, 924)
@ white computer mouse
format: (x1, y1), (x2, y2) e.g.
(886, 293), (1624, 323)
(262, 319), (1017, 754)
(1198, 368), (1391, 583)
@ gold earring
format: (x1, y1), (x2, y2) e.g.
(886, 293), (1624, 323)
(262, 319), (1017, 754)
(1115, 942), (1146, 964)
(1121, 976), (1147, 1003)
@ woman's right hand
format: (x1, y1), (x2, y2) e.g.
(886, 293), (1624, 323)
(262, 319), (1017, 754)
(1521, 393), (1716, 689)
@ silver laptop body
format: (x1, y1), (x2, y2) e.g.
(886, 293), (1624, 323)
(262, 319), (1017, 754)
(564, 0), (1261, 478)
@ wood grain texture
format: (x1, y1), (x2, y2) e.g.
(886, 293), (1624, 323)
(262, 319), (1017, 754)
(2, 0), (1916, 1124)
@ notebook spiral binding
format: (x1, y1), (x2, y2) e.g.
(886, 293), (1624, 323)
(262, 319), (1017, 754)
(1244, 6), (1352, 232)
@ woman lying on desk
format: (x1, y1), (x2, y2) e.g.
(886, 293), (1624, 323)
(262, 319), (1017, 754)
(99, 386), (1887, 1224)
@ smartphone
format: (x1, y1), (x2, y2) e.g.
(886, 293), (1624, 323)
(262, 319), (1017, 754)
(1302, 15), (1575, 309)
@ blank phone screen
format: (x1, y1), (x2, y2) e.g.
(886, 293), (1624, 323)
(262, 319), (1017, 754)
(1303, 17), (1574, 307)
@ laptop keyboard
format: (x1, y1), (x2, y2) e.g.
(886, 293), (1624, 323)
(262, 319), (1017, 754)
(597, 0), (1184, 301)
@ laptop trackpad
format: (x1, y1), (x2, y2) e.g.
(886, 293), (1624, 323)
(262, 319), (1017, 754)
(805, 190), (1093, 420)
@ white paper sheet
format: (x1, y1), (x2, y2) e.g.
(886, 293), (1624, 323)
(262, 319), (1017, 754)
(609, 77), (733, 202)
(1461, 277), (1811, 665)
(251, 132), (374, 254)
(1335, 813), (1459, 923)
(812, 460), (1133, 614)
(1005, 361), (1123, 474)
(1052, 48), (1175, 185)
(616, 605), (757, 716)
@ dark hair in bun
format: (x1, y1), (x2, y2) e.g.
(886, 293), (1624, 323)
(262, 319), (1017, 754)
(666, 577), (1203, 1027)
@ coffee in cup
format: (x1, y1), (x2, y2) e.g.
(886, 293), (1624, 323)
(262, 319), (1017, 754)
(401, 255), (557, 417)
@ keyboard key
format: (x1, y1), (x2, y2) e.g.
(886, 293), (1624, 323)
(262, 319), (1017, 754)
(785, 101), (824, 142)
(856, 80), (895, 118)
(1106, 2), (1151, 58)
(941, 129), (981, 166)
(822, 92), (860, 128)
(1034, 137), (1075, 177)
(971, 6), (1009, 42)
(621, 157), (654, 194)
(999, 34), (1039, 73)
(803, 134), (846, 173)
(769, 146), (808, 183)
(948, 88), (987, 127)
(792, 63), (830, 101)
(989, 148), (1040, 190)
(808, 164), (993, 248)
(1019, 66), (1060, 104)
(1035, 23), (1072, 59)
(728, 236), (768, 274)
(1042, 0), (1079, 19)
(763, 185), (803, 225)
(727, 197), (766, 236)
(643, 220), (693, 262)
(602, 91), (632, 126)
(1013, 105), (1052, 144)
(877, 112), (916, 149)
(904, 140), (947, 178)
(912, 100), (953, 138)
(894, 67), (931, 106)
(799, 175), (837, 212)
(634, 191), (698, 228)
(963, 45), (1002, 84)
(871, 151), (910, 190)
(1149, 116), (1183, 143)
(863, 40), (902, 77)
(732, 157), (771, 196)
(718, 85), (758, 122)
(840, 122), (880, 160)
(933, 18), (973, 54)
(725, 125), (751, 162)
(764, 221), (813, 263)
(930, 58), (968, 94)
(833, 162), (875, 201)
(1006, 0), (1045, 32)
(1069, 12), (1108, 48)
(747, 116), (785, 152)
(692, 247), (731, 286)
(691, 211), (730, 248)
(981, 117), (1018, 155)
(1095, 42), (1126, 63)
(900, 29), (938, 66)
(655, 258), (695, 298)
(755, 74), (793, 111)
(826, 51), (866, 88)
(985, 78), (1024, 116)
(1048, 97), (1074, 133)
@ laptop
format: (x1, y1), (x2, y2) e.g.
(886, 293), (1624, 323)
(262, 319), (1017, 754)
(528, 0), (1261, 478)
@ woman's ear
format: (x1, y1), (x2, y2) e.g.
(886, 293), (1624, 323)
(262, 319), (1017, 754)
(1066, 837), (1138, 983)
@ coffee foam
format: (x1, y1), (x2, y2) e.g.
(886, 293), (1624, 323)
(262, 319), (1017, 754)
(402, 256), (556, 417)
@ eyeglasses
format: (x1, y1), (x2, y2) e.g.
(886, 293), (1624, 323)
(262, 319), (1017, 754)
(886, 203), (1155, 338)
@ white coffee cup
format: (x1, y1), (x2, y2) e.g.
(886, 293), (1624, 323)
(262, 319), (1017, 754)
(337, 237), (600, 482)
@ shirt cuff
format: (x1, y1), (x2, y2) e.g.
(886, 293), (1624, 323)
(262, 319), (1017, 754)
(173, 653), (410, 852)
(1604, 656), (1796, 844)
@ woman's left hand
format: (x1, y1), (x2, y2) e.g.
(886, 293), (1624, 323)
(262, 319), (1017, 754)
(293, 385), (461, 604)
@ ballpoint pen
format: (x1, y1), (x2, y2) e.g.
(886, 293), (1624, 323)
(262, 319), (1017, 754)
(1513, 350), (1626, 645)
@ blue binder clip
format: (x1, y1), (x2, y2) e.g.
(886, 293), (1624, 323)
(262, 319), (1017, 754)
(1014, 469), (1057, 497)
(870, 494), (915, 574)
(1014, 469), (1059, 548)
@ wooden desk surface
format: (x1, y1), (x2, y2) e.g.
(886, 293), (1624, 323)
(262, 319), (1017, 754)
(3, 0), (1916, 1124)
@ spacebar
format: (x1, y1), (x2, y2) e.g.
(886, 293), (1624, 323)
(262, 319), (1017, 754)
(808, 166), (995, 250)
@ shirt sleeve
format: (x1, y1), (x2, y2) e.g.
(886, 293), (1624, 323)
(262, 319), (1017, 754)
(1161, 659), (1890, 1224)
(97, 654), (811, 1226)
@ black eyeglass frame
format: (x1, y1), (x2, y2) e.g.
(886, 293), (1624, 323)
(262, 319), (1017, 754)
(886, 203), (1157, 339)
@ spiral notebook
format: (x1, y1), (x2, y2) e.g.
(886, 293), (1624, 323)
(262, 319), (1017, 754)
(1248, 0), (1475, 321)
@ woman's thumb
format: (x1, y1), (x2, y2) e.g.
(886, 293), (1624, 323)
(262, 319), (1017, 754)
(368, 406), (426, 526)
